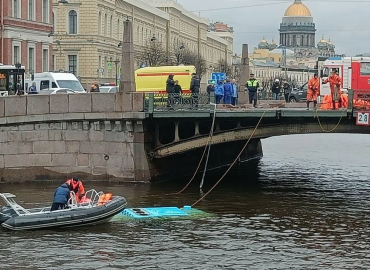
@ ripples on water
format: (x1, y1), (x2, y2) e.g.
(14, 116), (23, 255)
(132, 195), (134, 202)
(1, 134), (370, 269)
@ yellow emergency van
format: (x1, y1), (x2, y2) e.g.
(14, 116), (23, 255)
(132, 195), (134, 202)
(135, 65), (196, 93)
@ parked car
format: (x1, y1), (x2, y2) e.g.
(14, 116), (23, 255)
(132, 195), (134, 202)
(38, 88), (76, 95)
(288, 82), (308, 102)
(99, 86), (118, 93)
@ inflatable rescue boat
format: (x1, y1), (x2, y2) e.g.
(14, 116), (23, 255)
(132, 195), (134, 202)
(0, 190), (127, 231)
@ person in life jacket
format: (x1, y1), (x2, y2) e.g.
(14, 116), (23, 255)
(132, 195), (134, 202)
(79, 194), (92, 204)
(307, 73), (320, 110)
(65, 177), (85, 202)
(323, 68), (342, 110)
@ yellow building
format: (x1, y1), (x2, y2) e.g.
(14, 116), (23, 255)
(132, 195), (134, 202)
(51, 0), (230, 86)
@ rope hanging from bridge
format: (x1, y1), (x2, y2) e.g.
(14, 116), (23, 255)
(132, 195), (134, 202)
(173, 101), (347, 207)
(190, 110), (267, 207)
(314, 108), (347, 133)
(199, 105), (217, 190)
(168, 104), (217, 195)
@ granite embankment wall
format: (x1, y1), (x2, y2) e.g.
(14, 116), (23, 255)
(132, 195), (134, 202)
(0, 93), (154, 182)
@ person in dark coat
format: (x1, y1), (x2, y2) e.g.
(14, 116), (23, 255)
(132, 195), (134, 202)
(190, 73), (201, 109)
(166, 74), (175, 107)
(174, 80), (182, 94)
(271, 79), (281, 100)
(51, 183), (71, 211)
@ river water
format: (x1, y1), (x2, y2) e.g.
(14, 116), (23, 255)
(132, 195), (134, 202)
(1, 134), (370, 269)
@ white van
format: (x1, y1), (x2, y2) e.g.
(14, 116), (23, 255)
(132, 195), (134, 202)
(25, 72), (86, 93)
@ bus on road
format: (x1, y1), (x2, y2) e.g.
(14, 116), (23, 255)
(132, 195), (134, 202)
(0, 64), (26, 95)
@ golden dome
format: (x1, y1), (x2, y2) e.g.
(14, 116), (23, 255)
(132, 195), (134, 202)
(271, 39), (276, 44)
(328, 38), (332, 44)
(320, 36), (327, 43)
(261, 37), (267, 43)
(284, 0), (311, 17)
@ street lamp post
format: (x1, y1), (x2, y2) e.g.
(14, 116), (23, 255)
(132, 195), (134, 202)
(112, 59), (120, 87)
(15, 62), (22, 95)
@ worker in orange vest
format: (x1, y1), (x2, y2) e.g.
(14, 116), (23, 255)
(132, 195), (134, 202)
(323, 68), (342, 110)
(307, 73), (320, 110)
(65, 177), (85, 202)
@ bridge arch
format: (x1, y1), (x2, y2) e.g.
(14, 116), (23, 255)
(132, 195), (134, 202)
(153, 120), (369, 158)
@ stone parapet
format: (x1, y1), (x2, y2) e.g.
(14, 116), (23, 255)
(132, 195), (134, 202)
(0, 93), (144, 118)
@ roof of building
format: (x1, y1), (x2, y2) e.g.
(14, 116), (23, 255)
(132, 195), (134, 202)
(270, 48), (295, 55)
(148, 1), (209, 25)
(284, 0), (311, 17)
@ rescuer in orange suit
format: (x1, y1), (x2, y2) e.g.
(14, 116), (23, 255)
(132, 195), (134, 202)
(65, 177), (85, 202)
(307, 73), (320, 110)
(323, 68), (342, 110)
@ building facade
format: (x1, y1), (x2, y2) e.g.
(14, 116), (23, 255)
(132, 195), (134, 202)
(52, 0), (230, 86)
(0, 0), (53, 76)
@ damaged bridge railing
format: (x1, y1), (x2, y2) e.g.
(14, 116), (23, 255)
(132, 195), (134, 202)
(144, 92), (214, 113)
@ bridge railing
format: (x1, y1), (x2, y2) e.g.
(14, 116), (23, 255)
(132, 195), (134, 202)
(144, 92), (213, 112)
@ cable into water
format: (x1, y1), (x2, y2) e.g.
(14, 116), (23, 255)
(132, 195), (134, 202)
(167, 103), (217, 195)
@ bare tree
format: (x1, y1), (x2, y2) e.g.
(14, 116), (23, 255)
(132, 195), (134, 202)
(136, 41), (167, 67)
(217, 59), (233, 77)
(195, 55), (207, 79)
(170, 44), (206, 79)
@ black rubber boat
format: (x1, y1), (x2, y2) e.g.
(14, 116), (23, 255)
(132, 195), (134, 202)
(0, 189), (127, 231)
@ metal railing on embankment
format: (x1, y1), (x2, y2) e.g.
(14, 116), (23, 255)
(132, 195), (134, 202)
(144, 92), (214, 113)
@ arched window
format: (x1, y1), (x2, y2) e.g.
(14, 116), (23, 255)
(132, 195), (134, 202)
(68, 10), (77, 34)
(98, 12), (101, 35)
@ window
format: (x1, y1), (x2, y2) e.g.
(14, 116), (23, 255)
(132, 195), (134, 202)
(42, 0), (48, 23)
(13, 46), (20, 64)
(28, 47), (35, 74)
(98, 56), (101, 68)
(52, 55), (55, 71)
(28, 0), (35, 21)
(68, 10), (77, 34)
(42, 49), (49, 72)
(40, 80), (49, 90)
(98, 12), (101, 35)
(117, 19), (120, 39)
(52, 12), (55, 31)
(68, 55), (77, 75)
(109, 15), (112, 37)
(360, 63), (370, 76)
(104, 14), (107, 36)
(13, 0), (20, 18)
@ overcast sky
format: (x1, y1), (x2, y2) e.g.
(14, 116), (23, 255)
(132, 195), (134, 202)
(175, 0), (369, 56)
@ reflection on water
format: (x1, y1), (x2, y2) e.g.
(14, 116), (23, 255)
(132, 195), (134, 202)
(1, 134), (370, 269)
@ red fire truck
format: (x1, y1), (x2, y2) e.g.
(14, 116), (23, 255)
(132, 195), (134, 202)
(319, 56), (370, 96)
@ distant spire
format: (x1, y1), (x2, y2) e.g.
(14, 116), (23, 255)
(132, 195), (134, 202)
(294, 0), (302, 3)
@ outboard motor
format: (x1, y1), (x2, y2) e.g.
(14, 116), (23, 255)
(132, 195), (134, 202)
(0, 206), (16, 224)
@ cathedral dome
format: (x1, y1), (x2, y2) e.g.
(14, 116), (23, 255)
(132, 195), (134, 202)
(258, 37), (270, 49)
(317, 36), (329, 49)
(284, 0), (311, 17)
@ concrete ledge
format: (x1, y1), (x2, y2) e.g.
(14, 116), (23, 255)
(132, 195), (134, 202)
(4, 96), (27, 116)
(92, 93), (115, 112)
(69, 94), (92, 113)
(27, 95), (50, 115)
(0, 98), (4, 117)
(50, 95), (69, 114)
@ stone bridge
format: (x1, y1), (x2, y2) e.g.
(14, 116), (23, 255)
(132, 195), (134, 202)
(0, 92), (368, 183)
